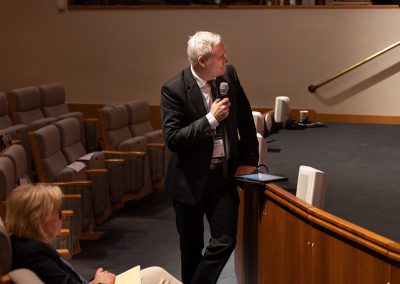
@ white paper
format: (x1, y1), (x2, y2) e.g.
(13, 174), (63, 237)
(79, 152), (96, 161)
(115, 265), (141, 284)
(67, 161), (86, 173)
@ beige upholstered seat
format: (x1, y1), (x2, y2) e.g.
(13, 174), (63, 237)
(29, 124), (94, 233)
(0, 144), (82, 256)
(98, 104), (151, 200)
(55, 117), (124, 207)
(38, 83), (98, 152)
(7, 86), (57, 132)
(125, 100), (167, 188)
(54, 117), (116, 222)
(0, 92), (33, 179)
(252, 111), (265, 136)
(0, 157), (14, 220)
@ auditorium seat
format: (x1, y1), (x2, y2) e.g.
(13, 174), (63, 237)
(0, 216), (44, 284)
(252, 111), (265, 136)
(0, 155), (72, 258)
(0, 156), (13, 219)
(296, 165), (326, 208)
(38, 83), (98, 152)
(28, 124), (94, 233)
(54, 118), (111, 224)
(0, 144), (82, 256)
(55, 117), (124, 209)
(264, 110), (275, 136)
(0, 92), (33, 179)
(124, 100), (167, 189)
(98, 104), (151, 200)
(6, 86), (57, 132)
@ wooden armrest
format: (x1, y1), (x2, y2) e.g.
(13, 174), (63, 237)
(57, 248), (70, 258)
(105, 158), (125, 165)
(0, 274), (12, 284)
(63, 194), (82, 200)
(58, 228), (70, 237)
(45, 181), (93, 187)
(147, 143), (165, 149)
(103, 150), (145, 157)
(87, 168), (108, 175)
(61, 210), (74, 218)
(84, 118), (99, 123)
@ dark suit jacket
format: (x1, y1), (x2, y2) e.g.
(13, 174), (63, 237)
(10, 235), (84, 284)
(160, 64), (259, 205)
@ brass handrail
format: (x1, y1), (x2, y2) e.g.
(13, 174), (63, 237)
(308, 40), (400, 93)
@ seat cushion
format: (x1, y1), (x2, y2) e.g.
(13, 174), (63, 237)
(55, 118), (86, 164)
(0, 157), (15, 202)
(0, 92), (13, 128)
(2, 144), (29, 183)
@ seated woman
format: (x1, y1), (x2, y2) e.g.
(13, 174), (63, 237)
(5, 184), (182, 284)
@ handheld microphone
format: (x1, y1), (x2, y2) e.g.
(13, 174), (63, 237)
(219, 82), (229, 99)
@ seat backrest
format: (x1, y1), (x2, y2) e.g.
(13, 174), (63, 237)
(252, 111), (265, 136)
(39, 83), (70, 117)
(29, 124), (69, 182)
(54, 118), (86, 164)
(296, 165), (326, 208)
(98, 104), (132, 150)
(7, 87), (44, 125)
(125, 100), (154, 137)
(0, 156), (15, 203)
(0, 92), (13, 129)
(264, 110), (275, 135)
(2, 144), (31, 186)
(0, 216), (12, 277)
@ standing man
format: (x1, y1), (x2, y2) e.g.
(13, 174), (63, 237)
(160, 31), (259, 284)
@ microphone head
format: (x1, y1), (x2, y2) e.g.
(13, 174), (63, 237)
(219, 82), (229, 97)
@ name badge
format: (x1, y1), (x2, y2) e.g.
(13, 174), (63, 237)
(212, 138), (225, 158)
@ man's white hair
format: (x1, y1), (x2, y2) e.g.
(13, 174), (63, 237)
(187, 31), (222, 66)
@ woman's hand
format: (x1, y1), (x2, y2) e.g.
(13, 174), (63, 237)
(90, 267), (116, 284)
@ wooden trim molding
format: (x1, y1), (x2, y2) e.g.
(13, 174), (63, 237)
(67, 103), (400, 128)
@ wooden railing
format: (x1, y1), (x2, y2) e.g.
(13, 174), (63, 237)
(235, 181), (400, 284)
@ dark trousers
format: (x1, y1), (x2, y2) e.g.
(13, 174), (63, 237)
(173, 171), (239, 284)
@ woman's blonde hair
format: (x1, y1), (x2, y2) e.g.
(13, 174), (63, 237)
(5, 184), (63, 242)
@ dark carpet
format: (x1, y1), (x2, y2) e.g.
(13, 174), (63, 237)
(72, 122), (400, 283)
(71, 193), (237, 283)
(267, 122), (400, 242)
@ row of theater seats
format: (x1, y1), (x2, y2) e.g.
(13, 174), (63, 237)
(0, 144), (79, 258)
(0, 84), (168, 267)
(97, 101), (169, 199)
(0, 83), (98, 180)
